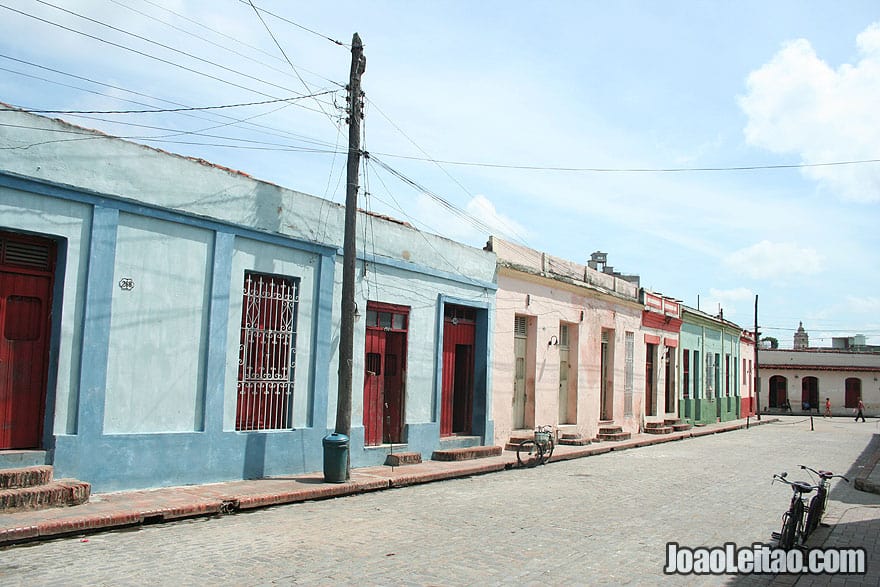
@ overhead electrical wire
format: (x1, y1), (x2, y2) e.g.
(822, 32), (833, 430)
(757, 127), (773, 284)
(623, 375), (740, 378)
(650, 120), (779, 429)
(1, 93), (335, 115)
(0, 2), (333, 104)
(237, 0), (347, 47)
(0, 54), (339, 147)
(108, 0), (343, 91)
(373, 151), (880, 174)
(245, 0), (340, 127)
(366, 97), (532, 248)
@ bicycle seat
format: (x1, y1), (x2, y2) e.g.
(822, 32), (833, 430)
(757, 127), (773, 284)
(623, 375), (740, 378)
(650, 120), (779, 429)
(792, 481), (815, 493)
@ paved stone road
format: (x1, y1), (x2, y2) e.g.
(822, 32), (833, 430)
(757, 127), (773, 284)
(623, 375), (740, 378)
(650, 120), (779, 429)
(1, 417), (878, 586)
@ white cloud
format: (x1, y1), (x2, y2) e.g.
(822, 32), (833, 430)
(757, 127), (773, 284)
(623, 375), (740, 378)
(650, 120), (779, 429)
(739, 23), (880, 202)
(410, 193), (528, 247)
(725, 241), (824, 279)
(710, 287), (754, 302)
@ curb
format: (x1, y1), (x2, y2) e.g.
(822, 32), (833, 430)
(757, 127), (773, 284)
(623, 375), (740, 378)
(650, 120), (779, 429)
(853, 433), (880, 496)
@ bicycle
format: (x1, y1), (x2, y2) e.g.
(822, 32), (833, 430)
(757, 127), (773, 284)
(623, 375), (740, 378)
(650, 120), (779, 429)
(771, 472), (818, 550)
(799, 465), (849, 540)
(516, 425), (555, 467)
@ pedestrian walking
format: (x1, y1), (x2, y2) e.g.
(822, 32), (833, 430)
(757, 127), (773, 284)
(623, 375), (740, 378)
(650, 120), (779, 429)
(855, 398), (866, 422)
(824, 397), (832, 418)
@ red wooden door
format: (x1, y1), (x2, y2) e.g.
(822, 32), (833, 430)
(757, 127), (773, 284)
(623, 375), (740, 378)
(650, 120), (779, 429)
(363, 329), (386, 446)
(845, 378), (861, 408)
(363, 303), (409, 446)
(383, 332), (405, 444)
(441, 306), (476, 436)
(0, 235), (55, 449)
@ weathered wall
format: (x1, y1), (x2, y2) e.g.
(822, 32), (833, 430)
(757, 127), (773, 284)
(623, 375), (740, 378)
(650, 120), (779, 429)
(492, 268), (643, 445)
(0, 109), (497, 490)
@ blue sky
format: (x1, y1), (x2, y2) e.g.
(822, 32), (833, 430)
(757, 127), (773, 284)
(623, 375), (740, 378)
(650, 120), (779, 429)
(1, 1), (878, 346)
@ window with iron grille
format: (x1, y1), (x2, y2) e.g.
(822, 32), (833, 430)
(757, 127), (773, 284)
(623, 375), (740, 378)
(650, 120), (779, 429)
(624, 331), (634, 416)
(236, 271), (299, 431)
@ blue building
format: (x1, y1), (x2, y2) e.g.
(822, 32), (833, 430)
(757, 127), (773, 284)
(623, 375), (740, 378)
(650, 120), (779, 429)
(0, 108), (496, 492)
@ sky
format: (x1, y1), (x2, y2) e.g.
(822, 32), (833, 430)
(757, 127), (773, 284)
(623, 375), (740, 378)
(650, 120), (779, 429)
(0, 0), (878, 347)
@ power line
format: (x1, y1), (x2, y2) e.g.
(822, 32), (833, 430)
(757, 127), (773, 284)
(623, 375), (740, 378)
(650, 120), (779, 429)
(0, 54), (339, 147)
(31, 0), (333, 101)
(109, 0), (344, 91)
(366, 97), (531, 248)
(245, 0), (340, 127)
(373, 151), (880, 174)
(1, 93), (336, 115)
(0, 122), (344, 155)
(238, 0), (346, 47)
(0, 2), (325, 103)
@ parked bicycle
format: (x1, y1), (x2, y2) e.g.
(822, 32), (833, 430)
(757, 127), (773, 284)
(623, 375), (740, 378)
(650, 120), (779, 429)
(799, 465), (849, 540)
(771, 472), (818, 550)
(516, 425), (555, 467)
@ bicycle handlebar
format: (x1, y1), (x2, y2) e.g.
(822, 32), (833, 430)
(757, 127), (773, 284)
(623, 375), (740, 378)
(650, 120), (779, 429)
(799, 465), (850, 483)
(773, 473), (819, 493)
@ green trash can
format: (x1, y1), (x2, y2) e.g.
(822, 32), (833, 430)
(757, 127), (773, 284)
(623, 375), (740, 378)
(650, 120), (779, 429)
(322, 433), (349, 483)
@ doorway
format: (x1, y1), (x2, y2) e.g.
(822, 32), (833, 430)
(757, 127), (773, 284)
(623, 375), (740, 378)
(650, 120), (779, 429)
(0, 232), (56, 449)
(557, 323), (577, 424)
(441, 305), (476, 436)
(363, 302), (408, 445)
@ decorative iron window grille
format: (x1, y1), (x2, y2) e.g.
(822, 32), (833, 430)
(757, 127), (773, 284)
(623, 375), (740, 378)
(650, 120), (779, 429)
(236, 271), (299, 431)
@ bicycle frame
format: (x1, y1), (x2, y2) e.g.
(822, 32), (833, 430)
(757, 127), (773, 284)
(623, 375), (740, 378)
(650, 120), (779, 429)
(772, 472), (818, 550)
(799, 465), (849, 540)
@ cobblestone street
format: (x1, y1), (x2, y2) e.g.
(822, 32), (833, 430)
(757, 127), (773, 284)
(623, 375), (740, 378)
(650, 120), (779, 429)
(2, 417), (878, 586)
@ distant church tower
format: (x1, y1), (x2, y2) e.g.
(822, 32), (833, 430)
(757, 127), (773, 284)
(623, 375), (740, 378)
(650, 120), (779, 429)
(793, 322), (809, 350)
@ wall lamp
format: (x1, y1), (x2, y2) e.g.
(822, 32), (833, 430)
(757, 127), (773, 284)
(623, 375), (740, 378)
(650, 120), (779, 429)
(548, 335), (559, 347)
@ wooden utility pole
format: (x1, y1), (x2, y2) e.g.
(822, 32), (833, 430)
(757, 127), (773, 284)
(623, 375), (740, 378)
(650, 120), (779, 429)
(754, 294), (761, 420)
(335, 33), (365, 449)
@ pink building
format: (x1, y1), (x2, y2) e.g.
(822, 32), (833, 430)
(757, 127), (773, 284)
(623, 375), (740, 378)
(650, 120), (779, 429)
(486, 238), (644, 446)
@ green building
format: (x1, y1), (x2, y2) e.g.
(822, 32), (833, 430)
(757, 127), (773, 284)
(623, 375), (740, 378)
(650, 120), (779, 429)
(678, 307), (743, 425)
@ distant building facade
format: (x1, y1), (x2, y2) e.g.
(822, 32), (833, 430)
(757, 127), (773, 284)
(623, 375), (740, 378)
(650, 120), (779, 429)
(760, 349), (879, 416)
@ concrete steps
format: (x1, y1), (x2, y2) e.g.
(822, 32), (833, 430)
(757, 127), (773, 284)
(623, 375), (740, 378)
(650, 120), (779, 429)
(431, 446), (502, 462)
(384, 452), (422, 466)
(597, 426), (631, 442)
(644, 422), (673, 435)
(0, 465), (90, 513)
(557, 433), (590, 446)
(665, 418), (693, 432)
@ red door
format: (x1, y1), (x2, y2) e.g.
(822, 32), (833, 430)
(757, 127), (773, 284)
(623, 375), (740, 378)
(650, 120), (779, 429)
(363, 329), (386, 446)
(0, 233), (55, 449)
(441, 305), (476, 437)
(362, 303), (408, 446)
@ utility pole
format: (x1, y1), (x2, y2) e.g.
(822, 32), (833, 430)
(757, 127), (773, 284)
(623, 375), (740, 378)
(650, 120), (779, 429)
(754, 294), (761, 421)
(336, 34), (365, 439)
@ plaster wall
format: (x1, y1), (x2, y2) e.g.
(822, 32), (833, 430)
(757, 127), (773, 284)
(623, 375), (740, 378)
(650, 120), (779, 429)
(492, 272), (642, 445)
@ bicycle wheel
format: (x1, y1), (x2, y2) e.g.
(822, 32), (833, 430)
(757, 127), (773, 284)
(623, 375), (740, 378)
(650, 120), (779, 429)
(517, 439), (542, 468)
(803, 492), (825, 540)
(779, 499), (804, 549)
(541, 437), (554, 465)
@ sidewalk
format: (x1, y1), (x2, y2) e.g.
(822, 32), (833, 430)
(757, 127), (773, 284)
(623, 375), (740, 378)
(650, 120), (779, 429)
(1, 417), (777, 546)
(771, 431), (880, 587)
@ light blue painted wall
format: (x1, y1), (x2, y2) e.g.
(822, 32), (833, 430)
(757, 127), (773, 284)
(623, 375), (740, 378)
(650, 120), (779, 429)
(0, 110), (498, 491)
(104, 213), (213, 433)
